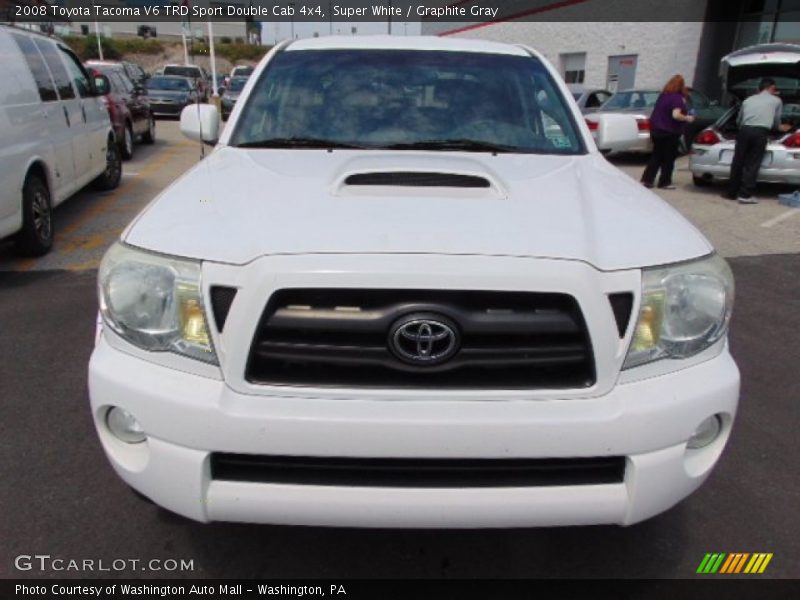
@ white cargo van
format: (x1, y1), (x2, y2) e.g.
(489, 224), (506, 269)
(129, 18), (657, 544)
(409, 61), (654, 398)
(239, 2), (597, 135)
(0, 25), (121, 256)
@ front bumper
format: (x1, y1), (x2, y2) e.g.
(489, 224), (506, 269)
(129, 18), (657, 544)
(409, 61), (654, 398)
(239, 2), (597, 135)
(89, 333), (739, 528)
(149, 102), (184, 117)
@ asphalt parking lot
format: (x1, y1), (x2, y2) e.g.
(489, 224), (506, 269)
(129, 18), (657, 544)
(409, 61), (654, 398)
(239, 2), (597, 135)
(1, 122), (798, 580)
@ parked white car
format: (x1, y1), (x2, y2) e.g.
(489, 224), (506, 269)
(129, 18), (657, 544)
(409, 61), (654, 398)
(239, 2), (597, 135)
(0, 25), (121, 255)
(691, 43), (800, 187)
(584, 89), (659, 154)
(90, 36), (739, 528)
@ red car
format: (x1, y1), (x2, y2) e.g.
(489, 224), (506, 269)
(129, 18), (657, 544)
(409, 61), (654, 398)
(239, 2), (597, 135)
(87, 61), (155, 159)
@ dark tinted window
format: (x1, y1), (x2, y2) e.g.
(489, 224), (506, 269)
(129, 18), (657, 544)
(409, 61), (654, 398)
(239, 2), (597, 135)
(228, 77), (247, 91)
(59, 46), (91, 98)
(164, 66), (201, 79)
(33, 38), (75, 100)
(232, 50), (585, 155)
(147, 76), (191, 91)
(11, 33), (57, 102)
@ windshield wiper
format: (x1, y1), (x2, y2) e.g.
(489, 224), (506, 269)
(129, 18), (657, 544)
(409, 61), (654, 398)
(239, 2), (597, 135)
(235, 137), (366, 150)
(383, 139), (520, 153)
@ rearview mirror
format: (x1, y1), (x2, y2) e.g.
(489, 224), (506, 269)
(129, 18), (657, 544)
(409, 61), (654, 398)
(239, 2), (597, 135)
(93, 74), (110, 96)
(180, 103), (219, 145)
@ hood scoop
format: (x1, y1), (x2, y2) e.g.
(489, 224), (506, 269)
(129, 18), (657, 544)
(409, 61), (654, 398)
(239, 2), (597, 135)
(345, 171), (491, 188)
(333, 161), (506, 199)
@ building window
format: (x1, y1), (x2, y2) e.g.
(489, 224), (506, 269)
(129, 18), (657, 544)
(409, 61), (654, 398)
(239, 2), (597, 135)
(560, 52), (586, 84)
(737, 0), (800, 47)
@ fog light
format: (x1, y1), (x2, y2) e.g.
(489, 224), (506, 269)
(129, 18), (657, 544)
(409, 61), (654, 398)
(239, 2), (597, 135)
(106, 407), (146, 444)
(687, 415), (722, 449)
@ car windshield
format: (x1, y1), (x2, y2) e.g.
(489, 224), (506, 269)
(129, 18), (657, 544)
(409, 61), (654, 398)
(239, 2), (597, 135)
(228, 77), (247, 92)
(230, 49), (584, 154)
(601, 91), (660, 110)
(164, 66), (200, 78)
(147, 77), (191, 91)
(233, 67), (254, 76)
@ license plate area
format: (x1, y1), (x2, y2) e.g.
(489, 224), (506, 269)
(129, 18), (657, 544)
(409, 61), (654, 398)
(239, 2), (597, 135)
(720, 150), (773, 166)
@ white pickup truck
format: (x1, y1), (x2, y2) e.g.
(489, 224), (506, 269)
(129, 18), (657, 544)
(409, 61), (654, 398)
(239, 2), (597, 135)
(89, 36), (739, 528)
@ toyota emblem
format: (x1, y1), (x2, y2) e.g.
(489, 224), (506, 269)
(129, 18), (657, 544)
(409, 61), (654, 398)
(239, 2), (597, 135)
(388, 314), (460, 365)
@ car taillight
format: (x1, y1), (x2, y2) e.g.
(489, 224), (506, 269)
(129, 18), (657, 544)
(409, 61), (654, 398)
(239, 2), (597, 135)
(782, 132), (800, 148)
(694, 129), (721, 145)
(585, 119), (598, 131)
(636, 118), (650, 131)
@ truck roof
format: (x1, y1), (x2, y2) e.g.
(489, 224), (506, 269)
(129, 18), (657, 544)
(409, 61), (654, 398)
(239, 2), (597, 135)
(286, 35), (531, 57)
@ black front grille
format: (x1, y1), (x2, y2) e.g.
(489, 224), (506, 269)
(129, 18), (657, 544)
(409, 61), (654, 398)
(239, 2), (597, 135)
(246, 289), (595, 389)
(210, 454), (626, 488)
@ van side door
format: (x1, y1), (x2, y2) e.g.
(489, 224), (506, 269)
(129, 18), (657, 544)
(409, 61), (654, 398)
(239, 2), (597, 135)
(34, 38), (91, 197)
(58, 45), (108, 179)
(10, 32), (75, 203)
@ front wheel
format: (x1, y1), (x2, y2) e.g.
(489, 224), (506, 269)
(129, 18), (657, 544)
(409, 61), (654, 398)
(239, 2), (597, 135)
(93, 140), (122, 191)
(121, 124), (134, 160)
(142, 115), (155, 144)
(17, 175), (53, 256)
(692, 175), (712, 187)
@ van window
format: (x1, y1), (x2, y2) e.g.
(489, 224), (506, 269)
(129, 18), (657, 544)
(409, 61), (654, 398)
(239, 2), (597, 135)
(10, 33), (57, 102)
(33, 38), (75, 100)
(59, 46), (91, 98)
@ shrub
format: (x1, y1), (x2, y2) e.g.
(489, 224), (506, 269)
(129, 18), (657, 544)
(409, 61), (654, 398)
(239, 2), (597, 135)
(61, 35), (162, 61)
(220, 36), (232, 44)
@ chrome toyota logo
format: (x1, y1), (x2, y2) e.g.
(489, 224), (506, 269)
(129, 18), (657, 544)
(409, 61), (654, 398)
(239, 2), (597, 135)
(389, 314), (459, 365)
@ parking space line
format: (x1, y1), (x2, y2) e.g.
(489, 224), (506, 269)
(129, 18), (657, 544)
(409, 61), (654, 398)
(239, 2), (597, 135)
(13, 145), (190, 273)
(760, 208), (800, 228)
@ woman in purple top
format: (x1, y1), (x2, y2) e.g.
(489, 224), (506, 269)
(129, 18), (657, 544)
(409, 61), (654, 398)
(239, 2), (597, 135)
(641, 75), (696, 189)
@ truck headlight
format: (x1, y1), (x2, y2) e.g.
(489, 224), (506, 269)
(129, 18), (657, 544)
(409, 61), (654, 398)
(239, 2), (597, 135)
(623, 254), (733, 369)
(98, 242), (217, 364)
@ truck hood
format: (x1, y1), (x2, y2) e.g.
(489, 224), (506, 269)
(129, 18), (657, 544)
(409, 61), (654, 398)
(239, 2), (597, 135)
(124, 148), (712, 271)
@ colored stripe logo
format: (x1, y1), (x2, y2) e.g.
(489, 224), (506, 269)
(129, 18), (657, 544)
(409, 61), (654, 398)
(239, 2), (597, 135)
(697, 553), (773, 574)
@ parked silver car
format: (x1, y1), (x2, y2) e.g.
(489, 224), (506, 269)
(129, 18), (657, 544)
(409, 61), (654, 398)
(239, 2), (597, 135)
(690, 43), (800, 187)
(566, 84), (612, 114)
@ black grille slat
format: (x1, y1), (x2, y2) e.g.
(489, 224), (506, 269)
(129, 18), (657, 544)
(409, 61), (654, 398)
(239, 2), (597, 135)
(345, 171), (491, 188)
(210, 454), (626, 487)
(608, 292), (634, 338)
(246, 289), (595, 389)
(210, 286), (237, 332)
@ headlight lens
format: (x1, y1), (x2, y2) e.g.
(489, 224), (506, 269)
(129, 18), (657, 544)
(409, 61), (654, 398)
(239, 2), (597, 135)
(98, 243), (217, 364)
(623, 254), (733, 369)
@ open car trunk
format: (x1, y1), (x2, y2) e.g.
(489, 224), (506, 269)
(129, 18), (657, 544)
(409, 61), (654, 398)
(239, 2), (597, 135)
(717, 43), (800, 140)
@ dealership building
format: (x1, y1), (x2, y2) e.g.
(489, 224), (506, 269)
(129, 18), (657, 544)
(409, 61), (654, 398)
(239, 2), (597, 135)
(422, 0), (800, 100)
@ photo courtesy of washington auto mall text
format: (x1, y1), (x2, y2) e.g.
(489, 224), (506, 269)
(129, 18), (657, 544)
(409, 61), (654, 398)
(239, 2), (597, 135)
(2, 0), (799, 597)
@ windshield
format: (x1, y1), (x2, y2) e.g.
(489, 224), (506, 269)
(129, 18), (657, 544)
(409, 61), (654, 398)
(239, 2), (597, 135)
(228, 77), (247, 92)
(601, 91), (659, 110)
(233, 66), (254, 77)
(164, 66), (200, 79)
(230, 49), (584, 154)
(147, 77), (191, 91)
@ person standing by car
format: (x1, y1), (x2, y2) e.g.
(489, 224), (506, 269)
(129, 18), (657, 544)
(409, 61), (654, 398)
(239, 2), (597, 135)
(640, 75), (695, 189)
(724, 78), (790, 204)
